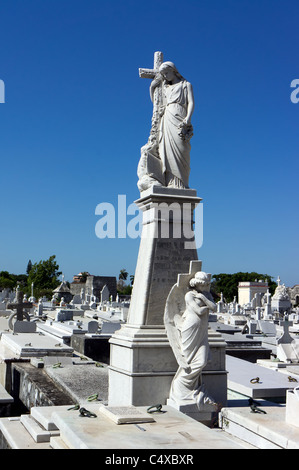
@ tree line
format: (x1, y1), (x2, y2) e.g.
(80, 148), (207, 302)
(0, 255), (62, 300)
(117, 269), (277, 302)
(211, 272), (277, 303)
(0, 259), (277, 304)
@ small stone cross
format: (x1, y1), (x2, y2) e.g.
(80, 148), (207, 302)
(7, 290), (33, 321)
(177, 260), (202, 288)
(278, 316), (294, 345)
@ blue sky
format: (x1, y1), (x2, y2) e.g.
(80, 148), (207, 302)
(0, 0), (298, 287)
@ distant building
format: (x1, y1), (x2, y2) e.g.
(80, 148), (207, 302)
(238, 280), (268, 305)
(73, 272), (90, 283)
(70, 274), (117, 301)
(53, 281), (73, 303)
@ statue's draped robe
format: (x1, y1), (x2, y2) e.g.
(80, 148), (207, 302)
(159, 80), (191, 188)
(169, 290), (210, 403)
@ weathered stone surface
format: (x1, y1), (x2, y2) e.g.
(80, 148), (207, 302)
(11, 363), (76, 410)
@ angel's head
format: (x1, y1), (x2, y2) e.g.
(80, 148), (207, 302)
(189, 272), (211, 292)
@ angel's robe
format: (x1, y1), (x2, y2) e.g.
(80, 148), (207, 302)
(169, 290), (210, 402)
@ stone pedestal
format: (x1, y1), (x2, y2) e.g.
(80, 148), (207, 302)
(109, 324), (227, 409)
(108, 325), (177, 405)
(108, 187), (201, 406)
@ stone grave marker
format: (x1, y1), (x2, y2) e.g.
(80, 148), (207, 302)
(13, 320), (37, 334)
(100, 322), (121, 336)
(7, 290), (33, 329)
(87, 321), (99, 334)
(276, 317), (299, 363)
(55, 310), (74, 322)
(72, 294), (82, 305)
(100, 284), (110, 303)
(98, 405), (155, 425)
(258, 320), (277, 336)
(277, 317), (294, 345)
(248, 320), (257, 335)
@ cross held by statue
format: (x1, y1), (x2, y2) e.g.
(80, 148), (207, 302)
(7, 290), (33, 321)
(139, 51), (164, 80)
(139, 51), (164, 135)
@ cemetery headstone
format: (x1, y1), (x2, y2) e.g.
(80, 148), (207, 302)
(7, 290), (33, 330)
(277, 317), (299, 363)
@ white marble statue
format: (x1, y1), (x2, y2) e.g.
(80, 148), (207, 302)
(138, 53), (194, 191)
(273, 283), (290, 301)
(164, 271), (217, 409)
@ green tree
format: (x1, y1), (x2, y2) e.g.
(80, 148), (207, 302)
(117, 269), (132, 295)
(27, 255), (62, 298)
(0, 276), (14, 290)
(13, 274), (28, 290)
(119, 269), (128, 281)
(0, 271), (27, 290)
(26, 260), (32, 275)
(211, 272), (277, 303)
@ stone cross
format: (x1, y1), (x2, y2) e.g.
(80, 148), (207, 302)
(7, 290), (33, 321)
(177, 260), (202, 288)
(139, 50), (164, 80)
(277, 316), (294, 344)
(265, 288), (271, 304)
(139, 51), (164, 141)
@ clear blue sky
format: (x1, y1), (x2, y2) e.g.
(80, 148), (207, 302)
(0, 0), (298, 287)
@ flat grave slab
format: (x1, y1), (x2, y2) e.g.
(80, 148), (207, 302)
(50, 404), (252, 449)
(220, 402), (299, 449)
(37, 319), (100, 339)
(36, 322), (71, 341)
(0, 332), (73, 357)
(0, 417), (52, 449)
(226, 355), (299, 399)
(209, 322), (242, 335)
(45, 362), (109, 405)
(31, 405), (70, 431)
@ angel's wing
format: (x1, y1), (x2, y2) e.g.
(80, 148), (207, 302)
(164, 282), (189, 369)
